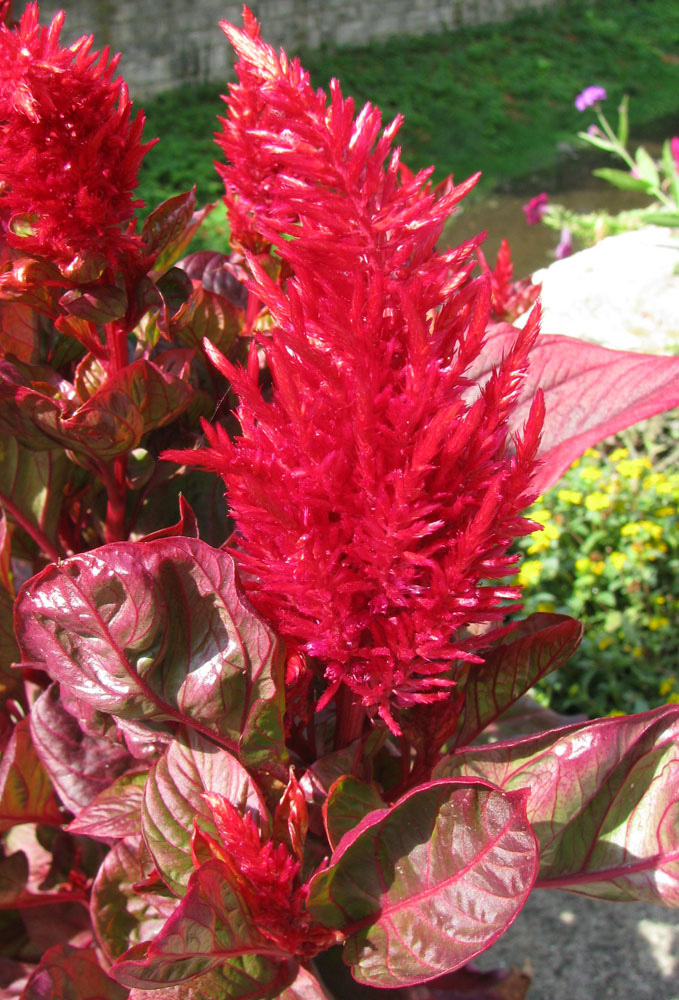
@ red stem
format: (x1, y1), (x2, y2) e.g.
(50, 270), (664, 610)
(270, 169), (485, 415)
(104, 456), (128, 542)
(103, 321), (130, 542)
(333, 686), (366, 751)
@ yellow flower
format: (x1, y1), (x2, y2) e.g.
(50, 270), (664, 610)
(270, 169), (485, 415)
(632, 647), (643, 658)
(649, 616), (670, 631)
(609, 447), (629, 462)
(585, 491), (611, 512)
(657, 481), (674, 495)
(558, 489), (583, 505)
(579, 465), (603, 482)
(518, 560), (543, 587)
(620, 522), (639, 537)
(668, 693), (679, 705)
(598, 637), (613, 650)
(643, 473), (667, 490)
(654, 595), (666, 605)
(584, 447), (601, 459)
(608, 551), (626, 571)
(616, 457), (652, 479)
(655, 506), (675, 518)
(575, 556), (591, 573)
(608, 709), (625, 717)
(659, 679), (674, 697)
(536, 601), (556, 613)
(528, 520), (561, 554)
(638, 520), (662, 540)
(591, 561), (605, 575)
(531, 508), (552, 526)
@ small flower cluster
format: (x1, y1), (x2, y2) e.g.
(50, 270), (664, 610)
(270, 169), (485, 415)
(524, 86), (679, 259)
(516, 443), (679, 717)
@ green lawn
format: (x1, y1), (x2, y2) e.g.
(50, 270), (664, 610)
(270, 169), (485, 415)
(135, 0), (679, 221)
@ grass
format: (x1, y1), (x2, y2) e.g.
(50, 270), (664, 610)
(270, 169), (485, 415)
(135, 0), (679, 225)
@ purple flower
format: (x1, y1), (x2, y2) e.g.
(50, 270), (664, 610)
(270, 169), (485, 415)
(671, 137), (679, 175)
(522, 192), (548, 225)
(575, 86), (607, 112)
(555, 227), (573, 260)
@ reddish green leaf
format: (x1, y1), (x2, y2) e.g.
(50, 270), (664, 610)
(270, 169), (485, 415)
(59, 282), (128, 324)
(144, 190), (215, 277)
(22, 944), (127, 1000)
(436, 705), (679, 905)
(299, 730), (388, 837)
(0, 255), (62, 315)
(91, 836), (176, 962)
(15, 538), (287, 762)
(68, 770), (148, 841)
(323, 776), (385, 850)
(278, 966), (332, 1000)
(0, 852), (29, 907)
(143, 189), (197, 254)
(0, 410), (74, 546)
(0, 513), (21, 707)
(106, 357), (194, 434)
(475, 327), (679, 492)
(0, 357), (192, 460)
(139, 495), (200, 542)
(53, 314), (105, 358)
(112, 861), (295, 992)
(73, 353), (106, 401)
(0, 717), (63, 831)
(141, 730), (268, 894)
(307, 779), (538, 988)
(475, 694), (583, 745)
(20, 900), (92, 955)
(0, 302), (38, 362)
(454, 614), (584, 749)
(30, 684), (133, 814)
(126, 963), (294, 1000)
(0, 956), (32, 996)
(180, 251), (249, 308)
(171, 284), (243, 357)
(156, 266), (194, 323)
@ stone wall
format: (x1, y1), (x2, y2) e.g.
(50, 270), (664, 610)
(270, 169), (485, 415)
(38, 0), (565, 97)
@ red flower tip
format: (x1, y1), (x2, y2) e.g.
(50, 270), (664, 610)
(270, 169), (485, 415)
(191, 12), (544, 733)
(0, 3), (154, 278)
(193, 792), (338, 958)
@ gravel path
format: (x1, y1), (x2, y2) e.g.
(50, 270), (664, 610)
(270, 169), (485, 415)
(476, 890), (679, 1000)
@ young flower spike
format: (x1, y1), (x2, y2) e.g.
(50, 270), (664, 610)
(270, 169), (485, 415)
(0, 3), (153, 278)
(166, 9), (544, 735)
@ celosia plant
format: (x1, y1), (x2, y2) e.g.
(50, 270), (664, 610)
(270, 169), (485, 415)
(2, 6), (679, 1000)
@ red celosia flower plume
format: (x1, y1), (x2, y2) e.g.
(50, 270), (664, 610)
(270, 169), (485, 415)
(192, 793), (340, 958)
(0, 3), (153, 277)
(166, 9), (544, 733)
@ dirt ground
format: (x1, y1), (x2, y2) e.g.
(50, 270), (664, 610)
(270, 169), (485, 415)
(476, 889), (679, 1000)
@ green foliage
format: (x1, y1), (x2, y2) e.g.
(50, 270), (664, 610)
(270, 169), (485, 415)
(135, 0), (679, 221)
(516, 414), (679, 718)
(137, 83), (224, 214)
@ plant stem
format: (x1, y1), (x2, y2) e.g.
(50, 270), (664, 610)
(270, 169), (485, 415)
(333, 686), (366, 750)
(103, 320), (130, 542)
(104, 456), (128, 542)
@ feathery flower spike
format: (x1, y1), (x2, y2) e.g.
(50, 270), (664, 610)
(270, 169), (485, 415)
(166, 7), (544, 734)
(0, 3), (154, 278)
